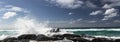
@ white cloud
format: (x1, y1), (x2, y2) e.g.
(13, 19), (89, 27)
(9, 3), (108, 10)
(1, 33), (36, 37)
(102, 4), (112, 9)
(6, 6), (23, 12)
(77, 18), (82, 21)
(68, 12), (73, 15)
(0, 5), (28, 13)
(4, 5), (29, 13)
(104, 8), (117, 15)
(90, 10), (102, 15)
(10, 7), (23, 12)
(102, 13), (117, 20)
(102, 8), (118, 20)
(0, 5), (30, 19)
(114, 20), (120, 23)
(69, 18), (82, 24)
(69, 21), (76, 24)
(2, 12), (17, 19)
(110, 2), (120, 7)
(87, 21), (97, 23)
(48, 0), (84, 9)
(102, 0), (120, 8)
(85, 1), (97, 8)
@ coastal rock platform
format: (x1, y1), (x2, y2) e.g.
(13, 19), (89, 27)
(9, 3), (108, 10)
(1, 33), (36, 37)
(0, 34), (120, 42)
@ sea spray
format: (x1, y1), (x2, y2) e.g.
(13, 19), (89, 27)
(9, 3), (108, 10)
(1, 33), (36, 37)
(0, 34), (8, 40)
(0, 17), (53, 40)
(13, 17), (53, 36)
(0, 17), (71, 40)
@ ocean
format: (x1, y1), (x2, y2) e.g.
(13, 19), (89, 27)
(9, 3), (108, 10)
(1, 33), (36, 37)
(1, 28), (120, 39)
(60, 28), (120, 39)
(61, 28), (120, 36)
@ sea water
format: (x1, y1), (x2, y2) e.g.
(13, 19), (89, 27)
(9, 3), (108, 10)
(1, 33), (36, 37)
(61, 28), (120, 39)
(1, 28), (120, 37)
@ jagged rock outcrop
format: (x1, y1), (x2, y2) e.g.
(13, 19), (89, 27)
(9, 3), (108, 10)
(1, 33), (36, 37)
(2, 37), (18, 42)
(36, 34), (51, 41)
(91, 38), (113, 42)
(51, 35), (64, 40)
(68, 37), (90, 42)
(63, 34), (80, 38)
(0, 34), (120, 42)
(18, 34), (37, 40)
(114, 39), (120, 42)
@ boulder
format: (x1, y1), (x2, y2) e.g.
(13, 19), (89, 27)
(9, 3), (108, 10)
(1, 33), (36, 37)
(20, 39), (29, 42)
(63, 34), (80, 38)
(68, 37), (90, 42)
(114, 39), (120, 42)
(36, 34), (64, 41)
(51, 35), (64, 40)
(91, 38), (113, 42)
(36, 34), (50, 41)
(2, 37), (18, 42)
(50, 28), (60, 32)
(18, 34), (37, 40)
(80, 34), (96, 38)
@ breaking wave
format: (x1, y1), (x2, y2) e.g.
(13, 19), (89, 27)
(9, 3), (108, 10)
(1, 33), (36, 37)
(61, 29), (120, 31)
(61, 28), (120, 39)
(0, 17), (70, 40)
(94, 36), (120, 39)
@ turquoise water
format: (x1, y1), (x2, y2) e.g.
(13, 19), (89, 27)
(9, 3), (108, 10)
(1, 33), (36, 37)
(0, 31), (18, 36)
(73, 31), (120, 36)
(61, 28), (120, 37)
(1, 28), (120, 37)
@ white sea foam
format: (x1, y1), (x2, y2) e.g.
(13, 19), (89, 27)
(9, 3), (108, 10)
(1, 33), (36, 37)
(94, 35), (120, 39)
(0, 34), (8, 40)
(61, 29), (120, 31)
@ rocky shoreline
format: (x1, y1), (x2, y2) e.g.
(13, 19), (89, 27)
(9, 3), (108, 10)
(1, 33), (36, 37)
(1, 34), (120, 42)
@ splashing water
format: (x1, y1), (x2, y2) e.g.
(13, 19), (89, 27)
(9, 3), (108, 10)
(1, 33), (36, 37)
(0, 34), (8, 40)
(0, 17), (52, 40)
(0, 17), (71, 40)
(14, 17), (52, 35)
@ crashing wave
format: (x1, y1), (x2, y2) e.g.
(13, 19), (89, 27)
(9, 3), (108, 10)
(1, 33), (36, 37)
(61, 29), (120, 31)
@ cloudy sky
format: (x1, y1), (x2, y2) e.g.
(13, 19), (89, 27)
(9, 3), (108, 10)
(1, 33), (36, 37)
(0, 0), (120, 28)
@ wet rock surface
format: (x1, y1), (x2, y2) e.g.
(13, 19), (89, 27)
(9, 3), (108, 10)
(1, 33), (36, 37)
(114, 39), (120, 42)
(0, 34), (120, 42)
(18, 34), (37, 40)
(91, 38), (113, 42)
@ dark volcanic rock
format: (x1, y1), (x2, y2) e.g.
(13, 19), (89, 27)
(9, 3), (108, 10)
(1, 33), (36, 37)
(63, 34), (80, 38)
(52, 35), (64, 40)
(20, 39), (29, 42)
(2, 37), (18, 42)
(50, 28), (60, 32)
(18, 34), (37, 40)
(114, 39), (120, 42)
(62, 34), (92, 42)
(36, 34), (50, 41)
(36, 34), (63, 41)
(68, 37), (90, 42)
(91, 38), (113, 42)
